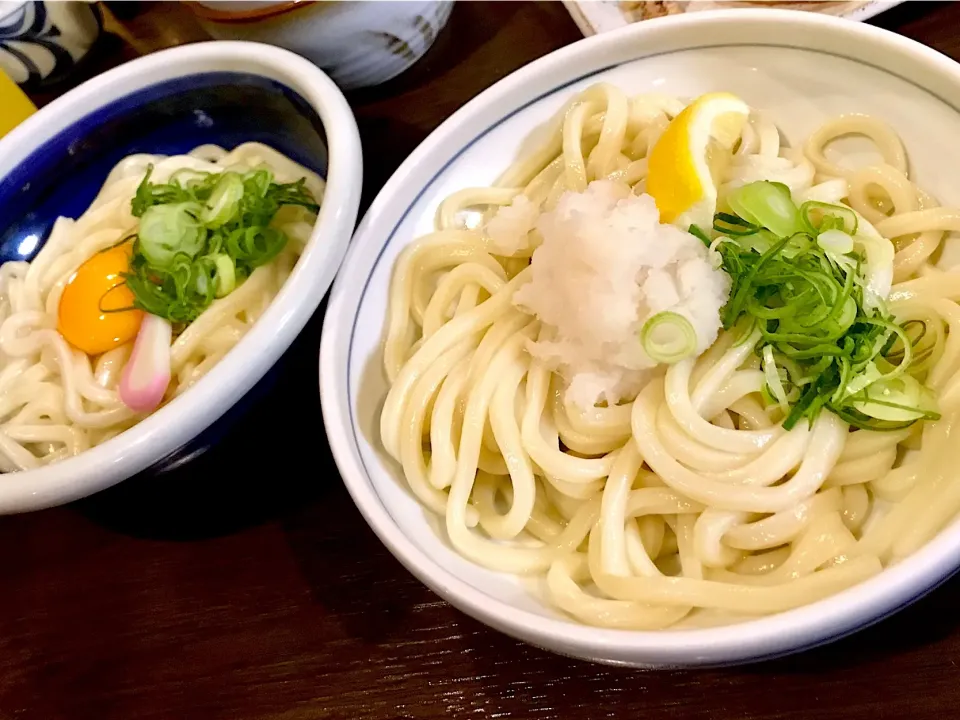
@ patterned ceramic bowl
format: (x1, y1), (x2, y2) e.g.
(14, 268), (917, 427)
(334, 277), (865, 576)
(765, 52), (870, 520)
(0, 41), (362, 511)
(0, 0), (101, 88)
(189, 0), (454, 90)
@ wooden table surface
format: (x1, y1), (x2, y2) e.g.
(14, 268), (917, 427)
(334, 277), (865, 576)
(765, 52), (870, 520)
(10, 1), (960, 718)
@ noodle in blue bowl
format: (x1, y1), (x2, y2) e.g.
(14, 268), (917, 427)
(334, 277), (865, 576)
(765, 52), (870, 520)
(0, 41), (362, 510)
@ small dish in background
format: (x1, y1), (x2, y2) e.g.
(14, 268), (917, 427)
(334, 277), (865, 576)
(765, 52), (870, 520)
(563, 0), (903, 36)
(0, 0), (102, 87)
(188, 0), (454, 90)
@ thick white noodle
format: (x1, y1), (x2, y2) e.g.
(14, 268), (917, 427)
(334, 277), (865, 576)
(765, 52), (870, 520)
(380, 83), (960, 628)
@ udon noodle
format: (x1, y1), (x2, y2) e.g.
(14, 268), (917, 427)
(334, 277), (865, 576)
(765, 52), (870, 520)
(0, 143), (323, 472)
(380, 82), (960, 628)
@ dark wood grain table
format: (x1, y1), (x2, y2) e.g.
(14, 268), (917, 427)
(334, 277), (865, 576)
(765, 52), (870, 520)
(10, 2), (960, 718)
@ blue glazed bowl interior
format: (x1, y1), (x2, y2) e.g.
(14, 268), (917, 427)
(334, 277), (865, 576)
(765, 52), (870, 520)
(0, 72), (330, 474)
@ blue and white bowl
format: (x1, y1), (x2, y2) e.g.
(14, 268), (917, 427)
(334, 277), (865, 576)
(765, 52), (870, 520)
(320, 9), (960, 667)
(190, 0), (454, 90)
(0, 0), (102, 87)
(0, 41), (362, 512)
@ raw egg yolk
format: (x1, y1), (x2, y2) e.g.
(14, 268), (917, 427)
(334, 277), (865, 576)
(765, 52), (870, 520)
(58, 243), (143, 356)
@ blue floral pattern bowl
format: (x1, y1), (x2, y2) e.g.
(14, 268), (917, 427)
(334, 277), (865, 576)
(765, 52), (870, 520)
(0, 0), (102, 88)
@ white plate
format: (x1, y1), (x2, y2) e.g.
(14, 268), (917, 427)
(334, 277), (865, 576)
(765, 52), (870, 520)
(563, 0), (905, 37)
(320, 9), (960, 666)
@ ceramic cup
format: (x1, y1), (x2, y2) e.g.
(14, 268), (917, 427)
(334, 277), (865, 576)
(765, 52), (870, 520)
(0, 0), (101, 87)
(189, 0), (454, 90)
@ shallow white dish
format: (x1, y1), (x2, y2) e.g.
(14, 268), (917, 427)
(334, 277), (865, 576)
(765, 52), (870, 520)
(320, 9), (960, 666)
(562, 0), (904, 37)
(0, 41), (362, 513)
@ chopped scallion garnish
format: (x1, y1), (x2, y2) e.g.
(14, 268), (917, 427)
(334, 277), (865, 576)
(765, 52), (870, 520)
(817, 228), (854, 255)
(117, 164), (319, 325)
(710, 181), (939, 431)
(688, 224), (712, 247)
(641, 311), (697, 364)
(727, 181), (803, 239)
(138, 202), (207, 267)
(799, 200), (858, 236)
(201, 172), (245, 228)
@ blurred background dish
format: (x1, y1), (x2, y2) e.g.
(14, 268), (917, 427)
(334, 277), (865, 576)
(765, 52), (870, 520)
(564, 0), (903, 36)
(188, 0), (455, 90)
(0, 0), (102, 87)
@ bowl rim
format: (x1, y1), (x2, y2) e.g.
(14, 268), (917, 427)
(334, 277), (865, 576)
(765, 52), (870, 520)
(319, 8), (960, 665)
(0, 40), (362, 512)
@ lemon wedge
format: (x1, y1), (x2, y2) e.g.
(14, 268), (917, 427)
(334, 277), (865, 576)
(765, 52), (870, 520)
(647, 92), (750, 230)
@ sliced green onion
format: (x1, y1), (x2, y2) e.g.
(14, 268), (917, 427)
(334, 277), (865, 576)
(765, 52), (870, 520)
(817, 228), (854, 255)
(225, 226), (288, 269)
(265, 177), (320, 215)
(850, 374), (940, 422)
(641, 311), (697, 364)
(838, 360), (884, 403)
(720, 234), (792, 328)
(818, 214), (844, 233)
(137, 202), (207, 268)
(707, 236), (730, 268)
(714, 212), (759, 237)
(782, 378), (823, 430)
(799, 200), (858, 236)
(762, 345), (790, 414)
(213, 254), (236, 297)
(734, 230), (778, 255)
(727, 181), (803, 239)
(193, 264), (213, 302)
(169, 168), (214, 188)
(781, 232), (813, 259)
(886, 318), (941, 374)
(243, 169), (273, 200)
(123, 166), (318, 325)
(712, 196), (936, 433)
(852, 227), (895, 311)
(201, 172), (245, 228)
(132, 165), (191, 217)
(688, 224), (711, 247)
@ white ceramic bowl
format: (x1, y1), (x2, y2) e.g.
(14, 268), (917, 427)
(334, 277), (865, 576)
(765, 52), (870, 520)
(0, 41), (361, 513)
(190, 0), (454, 90)
(320, 9), (960, 667)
